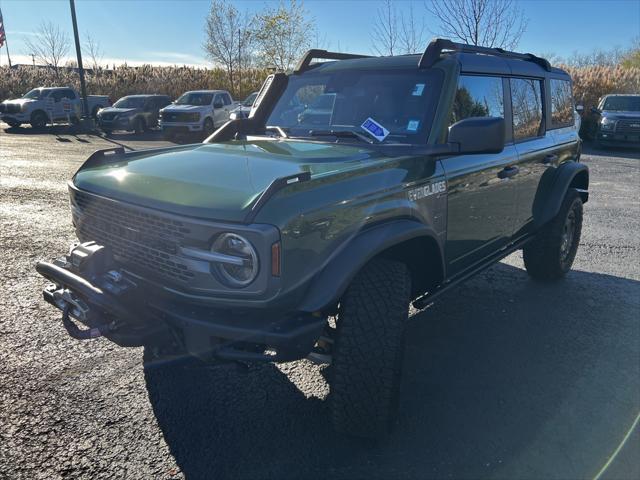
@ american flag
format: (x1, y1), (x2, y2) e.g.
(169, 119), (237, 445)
(0, 9), (6, 49)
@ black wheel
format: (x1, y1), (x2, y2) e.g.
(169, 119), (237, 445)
(330, 258), (411, 438)
(133, 117), (145, 134)
(203, 117), (214, 136)
(524, 189), (583, 281)
(30, 111), (48, 130)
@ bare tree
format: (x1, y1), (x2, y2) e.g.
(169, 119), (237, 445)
(24, 21), (70, 72)
(371, 0), (399, 56)
(425, 0), (528, 50)
(254, 0), (314, 71)
(399, 2), (426, 54)
(204, 0), (254, 93)
(83, 33), (104, 71)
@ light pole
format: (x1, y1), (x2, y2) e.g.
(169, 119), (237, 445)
(69, 0), (91, 124)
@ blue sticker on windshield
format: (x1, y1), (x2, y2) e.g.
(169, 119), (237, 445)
(407, 119), (420, 132)
(361, 117), (389, 141)
(412, 84), (425, 96)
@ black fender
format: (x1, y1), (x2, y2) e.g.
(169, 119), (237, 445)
(532, 161), (589, 229)
(298, 220), (444, 312)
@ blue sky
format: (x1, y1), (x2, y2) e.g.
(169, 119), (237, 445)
(0, 0), (638, 67)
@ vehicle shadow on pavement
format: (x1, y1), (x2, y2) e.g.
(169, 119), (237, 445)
(143, 263), (640, 480)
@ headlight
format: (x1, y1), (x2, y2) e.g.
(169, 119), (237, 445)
(600, 117), (616, 131)
(211, 233), (259, 287)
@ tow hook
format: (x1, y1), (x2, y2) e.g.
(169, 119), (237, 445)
(47, 286), (112, 340)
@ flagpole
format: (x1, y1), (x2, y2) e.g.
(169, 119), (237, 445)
(5, 35), (12, 68)
(0, 6), (12, 68)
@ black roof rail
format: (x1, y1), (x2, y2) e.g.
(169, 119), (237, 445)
(419, 38), (551, 71)
(293, 49), (372, 74)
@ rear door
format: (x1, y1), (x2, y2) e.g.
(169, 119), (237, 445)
(509, 77), (557, 237)
(443, 75), (518, 275)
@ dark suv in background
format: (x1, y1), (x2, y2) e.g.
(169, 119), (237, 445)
(592, 94), (640, 148)
(97, 94), (171, 134)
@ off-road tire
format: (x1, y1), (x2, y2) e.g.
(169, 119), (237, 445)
(30, 110), (48, 130)
(524, 188), (583, 281)
(330, 258), (411, 438)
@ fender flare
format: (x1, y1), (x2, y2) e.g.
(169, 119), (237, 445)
(298, 220), (443, 312)
(533, 161), (589, 229)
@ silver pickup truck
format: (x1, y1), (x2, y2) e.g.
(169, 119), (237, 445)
(0, 87), (111, 129)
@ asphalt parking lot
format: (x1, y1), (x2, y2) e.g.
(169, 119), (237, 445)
(0, 124), (638, 480)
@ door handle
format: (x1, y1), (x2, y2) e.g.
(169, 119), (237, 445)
(543, 154), (558, 164)
(498, 166), (519, 179)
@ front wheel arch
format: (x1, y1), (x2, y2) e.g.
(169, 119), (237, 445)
(298, 220), (444, 313)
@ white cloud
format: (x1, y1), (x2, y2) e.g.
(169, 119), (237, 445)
(2, 53), (209, 69)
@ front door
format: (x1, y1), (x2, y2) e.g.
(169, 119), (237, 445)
(443, 75), (518, 275)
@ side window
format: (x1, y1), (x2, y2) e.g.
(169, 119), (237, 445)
(449, 75), (504, 126)
(223, 93), (232, 106)
(51, 90), (64, 102)
(550, 79), (574, 128)
(510, 78), (544, 141)
(214, 94), (223, 107)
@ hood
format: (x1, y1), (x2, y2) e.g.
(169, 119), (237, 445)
(162, 104), (206, 113)
(73, 140), (383, 222)
(99, 107), (138, 115)
(2, 98), (35, 106)
(601, 111), (640, 120)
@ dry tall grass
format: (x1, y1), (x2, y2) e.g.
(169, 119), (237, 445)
(0, 65), (270, 102)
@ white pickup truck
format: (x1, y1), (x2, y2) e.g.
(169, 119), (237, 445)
(159, 90), (236, 140)
(0, 87), (111, 129)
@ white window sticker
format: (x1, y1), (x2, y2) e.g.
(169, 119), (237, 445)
(361, 117), (389, 142)
(412, 84), (425, 96)
(407, 119), (420, 132)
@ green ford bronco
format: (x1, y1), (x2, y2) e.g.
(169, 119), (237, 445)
(37, 39), (587, 438)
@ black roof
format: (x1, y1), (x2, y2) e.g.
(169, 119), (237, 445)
(297, 39), (570, 80)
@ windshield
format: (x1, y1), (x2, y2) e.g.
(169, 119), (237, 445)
(242, 92), (258, 107)
(113, 96), (146, 108)
(602, 96), (640, 112)
(266, 68), (442, 144)
(23, 89), (44, 100)
(175, 92), (213, 106)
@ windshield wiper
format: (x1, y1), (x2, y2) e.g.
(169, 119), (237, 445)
(308, 129), (375, 144)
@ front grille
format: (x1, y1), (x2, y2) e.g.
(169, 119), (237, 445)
(162, 112), (196, 123)
(100, 112), (118, 121)
(71, 189), (195, 283)
(0, 103), (21, 114)
(616, 119), (640, 134)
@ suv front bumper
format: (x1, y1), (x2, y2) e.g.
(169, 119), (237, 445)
(36, 242), (325, 362)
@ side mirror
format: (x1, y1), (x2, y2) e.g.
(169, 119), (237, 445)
(576, 105), (584, 114)
(448, 117), (505, 154)
(591, 107), (601, 115)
